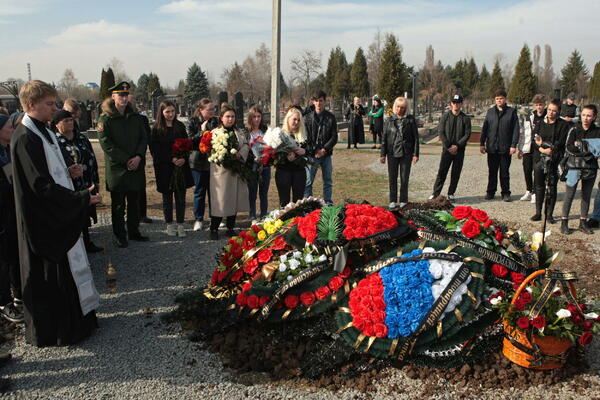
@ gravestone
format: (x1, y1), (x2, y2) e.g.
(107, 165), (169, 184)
(232, 91), (244, 129)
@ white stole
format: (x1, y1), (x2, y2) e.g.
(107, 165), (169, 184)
(21, 114), (100, 315)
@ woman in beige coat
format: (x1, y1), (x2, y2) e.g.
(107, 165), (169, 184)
(209, 104), (250, 240)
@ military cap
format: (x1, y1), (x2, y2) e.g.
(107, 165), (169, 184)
(109, 81), (131, 94)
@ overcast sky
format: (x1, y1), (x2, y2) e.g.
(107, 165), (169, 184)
(1, 0), (598, 87)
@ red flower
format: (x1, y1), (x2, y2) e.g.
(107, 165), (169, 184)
(242, 282), (252, 292)
(342, 204), (398, 240)
(491, 263), (508, 278)
(583, 321), (593, 331)
(519, 291), (533, 305)
(571, 314), (584, 326)
(251, 224), (261, 233)
(514, 298), (526, 311)
(272, 236), (287, 250)
(452, 206), (473, 220)
(461, 219), (481, 239)
(483, 219), (493, 228)
(579, 331), (593, 345)
(217, 270), (228, 283)
(328, 276), (344, 292)
(261, 146), (275, 166)
(259, 296), (269, 306)
(579, 303), (588, 312)
(315, 286), (331, 300)
(284, 294), (299, 309)
(567, 303), (580, 315)
(221, 253), (235, 268)
(300, 292), (316, 306)
(373, 323), (388, 338)
(242, 236), (256, 251)
(338, 266), (352, 278)
(230, 269), (243, 282)
(199, 131), (212, 153)
(257, 249), (273, 264)
(210, 269), (219, 285)
(516, 317), (530, 329)
(511, 272), (525, 285)
(495, 232), (503, 242)
(296, 209), (322, 243)
(235, 292), (247, 307)
(246, 294), (260, 309)
(531, 316), (546, 329)
(243, 258), (259, 275)
(471, 209), (489, 222)
(172, 138), (193, 154)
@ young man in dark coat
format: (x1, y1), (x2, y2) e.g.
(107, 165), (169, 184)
(11, 80), (101, 346)
(304, 90), (338, 205)
(429, 94), (471, 201)
(97, 82), (149, 247)
(480, 89), (520, 201)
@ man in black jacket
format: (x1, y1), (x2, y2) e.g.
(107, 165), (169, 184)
(480, 89), (520, 201)
(304, 90), (338, 205)
(429, 94), (471, 201)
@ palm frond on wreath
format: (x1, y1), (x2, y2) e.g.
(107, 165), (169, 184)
(317, 205), (343, 242)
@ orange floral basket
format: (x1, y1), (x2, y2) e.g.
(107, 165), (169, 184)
(502, 269), (574, 370)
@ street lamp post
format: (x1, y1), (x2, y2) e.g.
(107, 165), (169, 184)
(270, 0), (281, 127)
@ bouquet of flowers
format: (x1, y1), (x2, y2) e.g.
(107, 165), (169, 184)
(433, 206), (505, 252)
(200, 127), (254, 182)
(262, 127), (307, 167)
(170, 138), (193, 191)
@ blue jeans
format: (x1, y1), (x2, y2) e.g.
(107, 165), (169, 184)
(248, 167), (271, 219)
(304, 155), (333, 205)
(192, 169), (210, 221)
(592, 181), (600, 220)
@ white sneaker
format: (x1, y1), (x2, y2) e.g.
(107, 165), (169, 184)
(530, 193), (536, 204)
(520, 191), (532, 201)
(218, 222), (226, 230)
(447, 194), (455, 202)
(177, 224), (186, 237)
(427, 194), (435, 200)
(193, 220), (203, 231)
(399, 202), (407, 208)
(388, 202), (397, 209)
(166, 223), (177, 236)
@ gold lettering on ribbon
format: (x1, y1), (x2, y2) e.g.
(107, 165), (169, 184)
(437, 320), (443, 338)
(470, 272), (484, 279)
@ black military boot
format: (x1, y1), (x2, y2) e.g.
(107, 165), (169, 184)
(560, 219), (570, 235)
(579, 219), (594, 235)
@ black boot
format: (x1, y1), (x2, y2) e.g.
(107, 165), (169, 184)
(546, 195), (557, 224)
(561, 219), (570, 235)
(579, 219), (594, 235)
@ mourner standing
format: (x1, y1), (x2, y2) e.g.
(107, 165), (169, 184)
(368, 96), (384, 149)
(345, 97), (365, 149)
(480, 89), (520, 202)
(97, 81), (149, 248)
(429, 94), (471, 201)
(128, 93), (153, 224)
(11, 80), (101, 346)
(518, 94), (546, 203)
(246, 106), (270, 223)
(275, 108), (308, 207)
(561, 92), (578, 123)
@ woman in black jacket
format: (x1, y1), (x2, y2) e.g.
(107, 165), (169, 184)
(150, 101), (193, 237)
(345, 97), (365, 149)
(560, 105), (599, 234)
(275, 108), (308, 206)
(368, 96), (384, 149)
(379, 97), (419, 208)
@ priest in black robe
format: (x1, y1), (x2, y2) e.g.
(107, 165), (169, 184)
(11, 80), (101, 346)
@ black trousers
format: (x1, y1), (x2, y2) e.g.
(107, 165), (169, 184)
(0, 230), (21, 305)
(210, 215), (236, 231)
(562, 176), (596, 219)
(110, 190), (141, 238)
(522, 152), (534, 192)
(486, 153), (512, 196)
(140, 183), (148, 219)
(533, 160), (558, 217)
(387, 155), (412, 203)
(432, 149), (465, 196)
(162, 190), (186, 223)
(275, 167), (306, 207)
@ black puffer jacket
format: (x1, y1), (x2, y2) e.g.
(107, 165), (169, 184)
(380, 114), (419, 158)
(187, 115), (219, 171)
(480, 106), (520, 154)
(438, 111), (472, 150)
(304, 110), (338, 157)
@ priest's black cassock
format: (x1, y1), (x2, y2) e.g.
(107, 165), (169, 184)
(11, 115), (98, 346)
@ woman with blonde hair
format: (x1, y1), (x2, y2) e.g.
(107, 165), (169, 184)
(275, 108), (307, 206)
(380, 97), (419, 208)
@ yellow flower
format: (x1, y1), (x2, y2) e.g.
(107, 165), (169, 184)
(257, 230), (267, 241)
(274, 219), (283, 228)
(266, 225), (277, 235)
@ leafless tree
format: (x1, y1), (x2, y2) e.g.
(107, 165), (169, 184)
(290, 49), (322, 100)
(59, 69), (79, 97)
(106, 57), (131, 83)
(366, 29), (384, 95)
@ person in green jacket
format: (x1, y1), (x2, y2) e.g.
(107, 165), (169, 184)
(368, 96), (384, 149)
(97, 82), (149, 248)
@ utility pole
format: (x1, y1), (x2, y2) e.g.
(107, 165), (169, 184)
(27, 63), (31, 82)
(270, 0), (281, 127)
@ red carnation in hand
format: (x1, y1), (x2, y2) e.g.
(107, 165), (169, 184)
(257, 249), (273, 264)
(315, 286), (331, 300)
(461, 219), (481, 239)
(452, 206), (473, 220)
(471, 209), (489, 222)
(579, 331), (593, 345)
(491, 263), (508, 277)
(300, 292), (316, 306)
(284, 294), (299, 309)
(531, 315), (546, 329)
(246, 294), (260, 309)
(516, 317), (530, 329)
(328, 276), (344, 292)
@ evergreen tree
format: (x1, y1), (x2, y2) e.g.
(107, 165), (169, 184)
(147, 73), (164, 97)
(135, 73), (150, 105)
(464, 58), (479, 96)
(99, 69), (108, 100)
(377, 34), (408, 105)
(508, 44), (537, 104)
(332, 47), (350, 99)
(350, 47), (369, 98)
(477, 64), (490, 96)
(451, 59), (466, 94)
(488, 61), (505, 97)
(324, 48), (336, 94)
(588, 61), (600, 102)
(184, 63), (209, 107)
(560, 49), (589, 96)
(106, 68), (115, 91)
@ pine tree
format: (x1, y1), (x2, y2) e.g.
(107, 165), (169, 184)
(147, 73), (164, 97)
(464, 58), (479, 96)
(488, 61), (505, 97)
(324, 49), (336, 95)
(184, 63), (209, 107)
(588, 62), (600, 102)
(478, 64), (490, 96)
(329, 47), (350, 100)
(377, 34), (408, 105)
(99, 69), (107, 100)
(135, 73), (150, 105)
(350, 47), (369, 98)
(106, 68), (115, 91)
(560, 49), (589, 96)
(508, 44), (537, 104)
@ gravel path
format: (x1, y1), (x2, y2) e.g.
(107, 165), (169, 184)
(2, 144), (600, 399)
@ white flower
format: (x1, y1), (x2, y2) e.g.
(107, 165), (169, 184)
(556, 309), (572, 318)
(318, 254), (327, 262)
(526, 287), (533, 293)
(279, 254), (287, 263)
(289, 259), (300, 270)
(293, 251), (302, 259)
(287, 275), (293, 281)
(422, 247), (436, 253)
(490, 297), (502, 306)
(304, 254), (314, 263)
(278, 263), (287, 272)
(428, 260), (443, 280)
(230, 148), (237, 154)
(585, 312), (599, 320)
